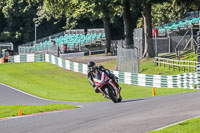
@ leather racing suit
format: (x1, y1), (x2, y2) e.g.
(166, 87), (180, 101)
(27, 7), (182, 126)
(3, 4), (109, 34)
(87, 65), (120, 93)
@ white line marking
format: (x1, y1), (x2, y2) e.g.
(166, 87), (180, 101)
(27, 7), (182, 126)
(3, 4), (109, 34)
(0, 82), (81, 104)
(153, 116), (200, 131)
(0, 82), (84, 121)
(0, 82), (59, 102)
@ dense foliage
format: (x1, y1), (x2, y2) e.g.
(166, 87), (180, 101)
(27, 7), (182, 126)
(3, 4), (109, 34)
(151, 1), (187, 27)
(0, 0), (199, 56)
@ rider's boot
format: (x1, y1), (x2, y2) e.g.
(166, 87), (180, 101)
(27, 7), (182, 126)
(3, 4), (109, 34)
(116, 87), (121, 94)
(114, 82), (121, 93)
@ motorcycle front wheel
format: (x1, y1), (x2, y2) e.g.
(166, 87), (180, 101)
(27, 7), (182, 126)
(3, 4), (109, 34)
(118, 95), (122, 102)
(105, 86), (118, 103)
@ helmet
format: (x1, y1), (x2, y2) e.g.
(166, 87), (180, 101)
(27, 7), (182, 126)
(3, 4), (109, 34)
(88, 61), (96, 71)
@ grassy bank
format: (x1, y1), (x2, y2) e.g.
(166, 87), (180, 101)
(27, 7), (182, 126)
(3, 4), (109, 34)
(0, 62), (196, 102)
(149, 117), (200, 133)
(98, 58), (185, 75)
(0, 104), (78, 118)
(100, 51), (197, 75)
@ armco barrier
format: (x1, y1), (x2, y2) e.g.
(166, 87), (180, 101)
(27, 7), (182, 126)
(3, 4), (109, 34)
(7, 54), (200, 89)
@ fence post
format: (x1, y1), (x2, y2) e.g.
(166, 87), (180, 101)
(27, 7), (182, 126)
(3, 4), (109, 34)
(168, 33), (172, 53)
(160, 58), (161, 67)
(177, 61), (180, 72)
(183, 62), (185, 72)
(155, 57), (158, 66)
(189, 61), (190, 72)
(164, 59), (165, 67)
(195, 62), (197, 72)
(173, 60), (175, 71)
(178, 61), (180, 71)
(168, 59), (170, 70)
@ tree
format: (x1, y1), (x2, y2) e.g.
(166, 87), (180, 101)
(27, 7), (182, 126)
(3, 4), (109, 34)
(140, 0), (199, 58)
(32, 0), (136, 52)
(142, 0), (155, 58)
(93, 0), (114, 53)
(83, 0), (134, 51)
(39, 0), (116, 53)
(175, 0), (200, 10)
(122, 0), (133, 47)
(136, 0), (169, 58)
(134, 0), (155, 57)
(151, 1), (187, 27)
(0, 2), (6, 36)
(1, 0), (35, 43)
(0, 0), (67, 45)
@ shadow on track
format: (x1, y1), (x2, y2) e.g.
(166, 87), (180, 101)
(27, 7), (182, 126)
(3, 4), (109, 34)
(120, 98), (147, 103)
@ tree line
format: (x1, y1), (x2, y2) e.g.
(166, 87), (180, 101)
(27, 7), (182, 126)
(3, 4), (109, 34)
(0, 0), (199, 57)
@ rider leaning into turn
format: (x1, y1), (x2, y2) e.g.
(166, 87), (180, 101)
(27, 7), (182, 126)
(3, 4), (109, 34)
(87, 61), (121, 94)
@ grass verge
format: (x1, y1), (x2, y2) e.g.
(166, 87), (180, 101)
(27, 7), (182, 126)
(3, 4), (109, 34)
(149, 117), (200, 133)
(99, 51), (198, 75)
(0, 104), (78, 118)
(0, 62), (196, 102)
(97, 58), (189, 75)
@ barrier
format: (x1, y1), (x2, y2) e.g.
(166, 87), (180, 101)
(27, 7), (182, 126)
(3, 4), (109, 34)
(8, 54), (45, 63)
(6, 54), (200, 89)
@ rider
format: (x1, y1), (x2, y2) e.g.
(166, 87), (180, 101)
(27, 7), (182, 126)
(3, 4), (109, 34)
(87, 61), (120, 94)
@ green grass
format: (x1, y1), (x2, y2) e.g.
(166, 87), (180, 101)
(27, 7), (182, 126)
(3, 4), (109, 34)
(140, 51), (198, 75)
(98, 58), (190, 75)
(0, 62), (196, 102)
(0, 104), (78, 118)
(0, 52), (197, 119)
(149, 117), (200, 133)
(139, 58), (185, 75)
(97, 60), (117, 70)
(0, 62), (100, 102)
(98, 51), (198, 75)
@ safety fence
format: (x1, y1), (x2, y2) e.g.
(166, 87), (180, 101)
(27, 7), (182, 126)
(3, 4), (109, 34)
(45, 54), (88, 75)
(154, 57), (199, 72)
(8, 54), (45, 63)
(5, 54), (200, 89)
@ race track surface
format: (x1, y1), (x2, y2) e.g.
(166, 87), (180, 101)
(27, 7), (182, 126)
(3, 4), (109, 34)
(0, 83), (200, 133)
(65, 55), (117, 64)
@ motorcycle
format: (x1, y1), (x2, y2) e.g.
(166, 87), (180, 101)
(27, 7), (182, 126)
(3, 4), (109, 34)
(94, 78), (122, 103)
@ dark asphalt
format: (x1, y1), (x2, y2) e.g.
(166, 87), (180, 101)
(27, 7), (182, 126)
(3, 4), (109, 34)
(0, 83), (200, 133)
(65, 55), (117, 64)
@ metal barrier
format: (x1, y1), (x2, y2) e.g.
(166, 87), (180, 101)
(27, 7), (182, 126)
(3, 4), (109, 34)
(18, 45), (59, 56)
(133, 27), (196, 57)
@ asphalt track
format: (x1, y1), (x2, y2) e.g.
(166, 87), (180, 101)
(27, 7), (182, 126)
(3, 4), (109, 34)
(0, 83), (200, 133)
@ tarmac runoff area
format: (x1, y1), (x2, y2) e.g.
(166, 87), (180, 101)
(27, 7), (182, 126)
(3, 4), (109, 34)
(64, 55), (117, 64)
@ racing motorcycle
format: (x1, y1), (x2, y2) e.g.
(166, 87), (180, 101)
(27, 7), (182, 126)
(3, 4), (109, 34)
(94, 78), (122, 103)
